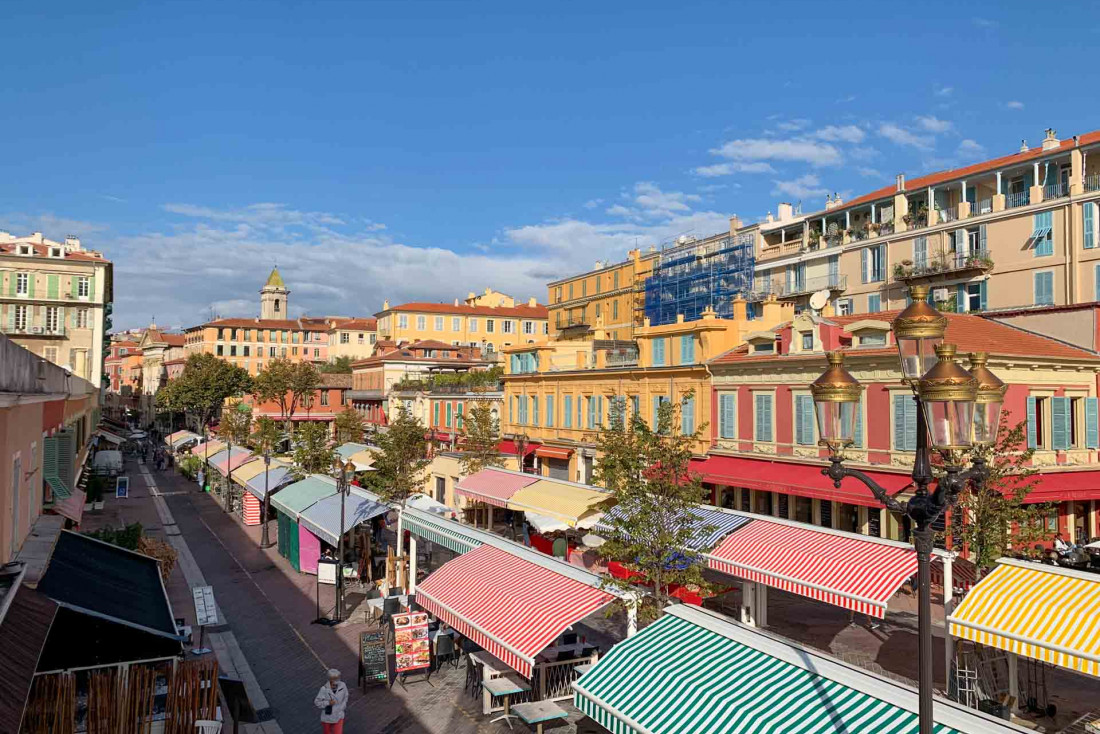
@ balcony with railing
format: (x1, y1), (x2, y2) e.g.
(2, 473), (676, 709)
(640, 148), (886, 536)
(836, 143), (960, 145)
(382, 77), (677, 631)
(1006, 190), (1030, 208)
(971, 198), (993, 216)
(1, 324), (66, 338)
(1085, 174), (1100, 193)
(938, 204), (958, 224)
(1043, 182), (1068, 201)
(893, 249), (993, 282)
(750, 273), (847, 300)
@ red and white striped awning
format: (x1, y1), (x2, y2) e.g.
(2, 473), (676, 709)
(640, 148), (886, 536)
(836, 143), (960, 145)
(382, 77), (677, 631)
(705, 520), (918, 618)
(454, 469), (539, 508)
(416, 544), (613, 677)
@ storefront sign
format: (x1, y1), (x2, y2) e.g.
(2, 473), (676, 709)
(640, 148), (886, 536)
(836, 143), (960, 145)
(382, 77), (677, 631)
(392, 612), (430, 673)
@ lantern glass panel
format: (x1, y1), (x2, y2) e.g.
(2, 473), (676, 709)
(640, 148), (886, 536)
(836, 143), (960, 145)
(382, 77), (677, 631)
(814, 400), (858, 448)
(897, 335), (943, 381)
(972, 400), (1003, 446)
(922, 398), (974, 450)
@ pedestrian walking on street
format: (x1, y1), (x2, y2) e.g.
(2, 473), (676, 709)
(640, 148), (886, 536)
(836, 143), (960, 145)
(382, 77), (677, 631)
(313, 668), (348, 734)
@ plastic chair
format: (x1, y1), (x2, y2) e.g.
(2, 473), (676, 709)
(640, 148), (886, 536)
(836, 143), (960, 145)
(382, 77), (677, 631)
(194, 721), (222, 733)
(435, 634), (459, 669)
(561, 632), (578, 646)
(381, 597), (402, 626)
(557, 650), (577, 662)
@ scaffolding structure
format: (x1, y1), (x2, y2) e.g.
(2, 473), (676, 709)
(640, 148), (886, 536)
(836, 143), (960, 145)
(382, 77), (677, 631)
(643, 233), (755, 326)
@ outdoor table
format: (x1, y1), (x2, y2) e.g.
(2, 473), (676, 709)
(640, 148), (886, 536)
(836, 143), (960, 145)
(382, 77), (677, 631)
(366, 594), (408, 620)
(573, 662), (594, 676)
(537, 642), (587, 661)
(484, 673), (531, 729)
(511, 701), (568, 734)
(469, 651), (515, 714)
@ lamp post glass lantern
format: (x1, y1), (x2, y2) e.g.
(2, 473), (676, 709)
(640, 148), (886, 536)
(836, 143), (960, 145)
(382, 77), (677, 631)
(812, 286), (1000, 734)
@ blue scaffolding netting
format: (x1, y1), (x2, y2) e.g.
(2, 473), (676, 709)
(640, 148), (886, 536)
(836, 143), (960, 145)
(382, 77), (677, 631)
(643, 233), (756, 326)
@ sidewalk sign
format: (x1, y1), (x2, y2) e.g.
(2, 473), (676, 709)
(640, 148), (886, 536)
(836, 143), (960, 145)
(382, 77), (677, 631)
(391, 611), (431, 688)
(192, 585), (218, 655)
(115, 476), (130, 498)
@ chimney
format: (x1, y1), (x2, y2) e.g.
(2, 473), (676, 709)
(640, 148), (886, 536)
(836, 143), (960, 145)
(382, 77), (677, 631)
(765, 212), (774, 223)
(454, 298), (460, 306)
(594, 260), (603, 270)
(65, 235), (81, 250)
(731, 295), (747, 322)
(648, 245), (657, 253)
(528, 297), (537, 307)
(895, 174), (905, 192)
(832, 192), (843, 207)
(484, 287), (491, 295)
(824, 193), (834, 210)
(383, 299), (390, 310)
(729, 214), (742, 231)
(1019, 139), (1029, 153)
(1042, 128), (1059, 151)
(628, 248), (640, 261)
(776, 202), (793, 222)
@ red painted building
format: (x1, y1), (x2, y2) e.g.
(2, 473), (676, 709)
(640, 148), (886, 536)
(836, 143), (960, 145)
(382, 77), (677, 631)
(700, 310), (1100, 549)
(241, 373), (353, 436)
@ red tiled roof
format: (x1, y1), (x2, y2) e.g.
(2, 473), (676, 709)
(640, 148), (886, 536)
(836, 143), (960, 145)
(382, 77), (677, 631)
(190, 317), (331, 331)
(0, 241), (110, 262)
(835, 130), (1100, 213)
(331, 317), (377, 330)
(711, 311), (1100, 365)
(318, 373), (353, 388)
(380, 301), (548, 318)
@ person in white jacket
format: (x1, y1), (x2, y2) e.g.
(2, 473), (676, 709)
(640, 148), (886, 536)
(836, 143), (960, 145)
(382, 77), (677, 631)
(313, 669), (349, 733)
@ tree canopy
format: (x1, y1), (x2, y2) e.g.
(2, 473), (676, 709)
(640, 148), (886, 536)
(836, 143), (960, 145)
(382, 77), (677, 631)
(594, 392), (712, 622)
(216, 403), (253, 447)
(292, 422), (335, 475)
(319, 356), (355, 374)
(249, 415), (283, 456)
(457, 399), (505, 476)
(369, 406), (432, 507)
(251, 358), (320, 433)
(334, 407), (365, 445)
(159, 352), (253, 428)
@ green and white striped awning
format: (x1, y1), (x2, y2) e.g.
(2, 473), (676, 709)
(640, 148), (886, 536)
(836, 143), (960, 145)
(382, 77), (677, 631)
(574, 605), (1020, 734)
(403, 512), (481, 555)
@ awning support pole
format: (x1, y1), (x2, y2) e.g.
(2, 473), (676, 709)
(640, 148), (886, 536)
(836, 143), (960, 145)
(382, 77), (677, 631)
(626, 597), (638, 638)
(943, 555), (954, 691)
(1007, 652), (1019, 712)
(408, 534), (418, 596)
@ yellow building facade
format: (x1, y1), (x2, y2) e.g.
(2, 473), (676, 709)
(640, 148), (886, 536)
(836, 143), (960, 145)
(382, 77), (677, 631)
(501, 297), (793, 484)
(546, 248), (660, 342)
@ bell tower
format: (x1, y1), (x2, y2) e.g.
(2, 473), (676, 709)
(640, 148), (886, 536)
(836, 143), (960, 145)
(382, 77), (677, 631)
(260, 267), (289, 320)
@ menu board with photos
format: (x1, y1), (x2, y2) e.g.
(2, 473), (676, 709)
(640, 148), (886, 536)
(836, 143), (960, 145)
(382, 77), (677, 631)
(392, 612), (431, 673)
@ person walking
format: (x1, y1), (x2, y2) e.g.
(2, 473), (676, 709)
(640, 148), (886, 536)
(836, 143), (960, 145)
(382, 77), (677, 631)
(313, 668), (348, 733)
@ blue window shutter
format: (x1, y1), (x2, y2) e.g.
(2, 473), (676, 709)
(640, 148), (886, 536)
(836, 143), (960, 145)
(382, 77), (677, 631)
(754, 395), (763, 440)
(894, 395), (908, 450)
(546, 396), (554, 427)
(867, 294), (880, 313)
(956, 284), (966, 312)
(878, 245), (886, 281)
(794, 397), (804, 445)
(508, 396), (513, 424)
(861, 248), (868, 283)
(765, 396), (773, 441)
(805, 397), (816, 445)
(854, 399), (863, 448)
(956, 228), (969, 258)
(1051, 397), (1068, 450)
(682, 397), (694, 435)
(979, 280), (988, 311)
(1087, 397), (1099, 449)
(1085, 202), (1096, 250)
(597, 395), (604, 427)
(905, 398), (917, 451)
(719, 394), (735, 439)
(577, 396), (582, 428)
(563, 396), (572, 428)
(532, 396), (539, 426)
(1026, 396), (1037, 449)
(652, 396), (660, 429)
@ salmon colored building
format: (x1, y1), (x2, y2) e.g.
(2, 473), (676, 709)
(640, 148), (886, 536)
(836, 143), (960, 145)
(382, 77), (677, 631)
(240, 374), (353, 436)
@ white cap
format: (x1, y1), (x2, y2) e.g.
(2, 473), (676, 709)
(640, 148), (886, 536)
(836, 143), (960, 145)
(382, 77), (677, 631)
(327, 668), (341, 679)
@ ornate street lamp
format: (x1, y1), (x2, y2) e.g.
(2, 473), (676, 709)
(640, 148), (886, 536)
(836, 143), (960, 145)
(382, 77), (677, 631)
(259, 449), (274, 549)
(333, 457), (356, 622)
(812, 285), (999, 734)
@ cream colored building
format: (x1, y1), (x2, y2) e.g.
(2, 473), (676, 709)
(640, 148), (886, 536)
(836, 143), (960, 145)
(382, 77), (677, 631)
(749, 127), (1100, 318)
(375, 290), (548, 357)
(546, 248), (660, 342)
(0, 232), (113, 385)
(327, 317), (378, 361)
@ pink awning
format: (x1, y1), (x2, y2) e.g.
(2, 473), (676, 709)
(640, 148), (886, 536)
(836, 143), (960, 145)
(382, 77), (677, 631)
(455, 469), (539, 508)
(54, 490), (87, 525)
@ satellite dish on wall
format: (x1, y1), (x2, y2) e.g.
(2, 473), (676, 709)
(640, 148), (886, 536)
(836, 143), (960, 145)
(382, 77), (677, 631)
(809, 290), (830, 313)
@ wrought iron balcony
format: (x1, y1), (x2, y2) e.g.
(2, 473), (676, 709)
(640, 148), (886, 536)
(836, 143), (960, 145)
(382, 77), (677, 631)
(893, 249), (994, 282)
(749, 274), (848, 301)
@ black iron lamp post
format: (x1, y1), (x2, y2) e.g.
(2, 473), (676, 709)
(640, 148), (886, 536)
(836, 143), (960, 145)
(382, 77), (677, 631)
(333, 457), (356, 622)
(810, 284), (1005, 734)
(260, 449), (273, 549)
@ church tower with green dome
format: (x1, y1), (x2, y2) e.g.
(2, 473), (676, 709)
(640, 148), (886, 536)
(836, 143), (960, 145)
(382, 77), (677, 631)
(260, 267), (289, 319)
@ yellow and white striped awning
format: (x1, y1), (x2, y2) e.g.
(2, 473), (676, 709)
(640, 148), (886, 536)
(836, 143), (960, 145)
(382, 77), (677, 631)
(507, 480), (610, 527)
(232, 458), (269, 484)
(948, 558), (1100, 677)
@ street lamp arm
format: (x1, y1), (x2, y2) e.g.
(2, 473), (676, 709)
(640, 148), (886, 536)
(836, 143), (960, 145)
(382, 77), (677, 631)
(823, 457), (907, 514)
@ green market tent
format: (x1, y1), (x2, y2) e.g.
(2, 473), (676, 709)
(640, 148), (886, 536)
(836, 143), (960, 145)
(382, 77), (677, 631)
(271, 475), (337, 572)
(573, 605), (1023, 734)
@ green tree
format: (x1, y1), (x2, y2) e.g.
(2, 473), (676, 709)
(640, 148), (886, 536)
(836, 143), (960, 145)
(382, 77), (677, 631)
(947, 413), (1052, 578)
(594, 392), (712, 622)
(292, 421), (335, 475)
(251, 358), (321, 435)
(167, 352), (253, 432)
(334, 407), (366, 445)
(369, 406), (432, 508)
(216, 403), (253, 447)
(154, 378), (186, 432)
(319, 355), (355, 374)
(457, 399), (505, 476)
(249, 416), (283, 456)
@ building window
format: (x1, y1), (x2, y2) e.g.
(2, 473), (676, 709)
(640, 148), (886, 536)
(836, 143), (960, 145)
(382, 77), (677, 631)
(320, 391), (329, 406)
(801, 333), (813, 351)
(614, 271), (620, 289)
(546, 396), (554, 427)
(582, 280), (587, 297)
(522, 320), (534, 335)
(340, 332), (350, 344)
(434, 316), (444, 331)
(230, 345), (238, 357)
(281, 347), (287, 357)
(416, 315), (426, 331)
(16, 272), (29, 295)
(370, 333), (376, 344)
(469, 318), (478, 333)
(268, 346), (275, 357)
(1084, 202), (1096, 250)
(314, 348), (320, 358)
(502, 320), (515, 334)
(754, 394), (773, 442)
(45, 307), (60, 333)
(563, 395), (573, 428)
(398, 314), (408, 329)
(681, 396), (695, 436)
(292, 347), (298, 356)
(44, 347), (58, 363)
(867, 294), (881, 313)
(596, 277), (602, 295)
(859, 332), (887, 347)
(357, 333), (364, 344)
(568, 283), (574, 299)
(718, 393), (736, 439)
(485, 319), (495, 333)
(452, 317), (462, 332)
(1031, 211), (1054, 257)
(795, 394), (815, 445)
(862, 245), (885, 283)
(1034, 271), (1054, 306)
(893, 394), (919, 451)
(243, 346), (250, 357)
(679, 335), (695, 364)
(77, 276), (90, 298)
(837, 299), (853, 316)
(652, 337), (667, 366)
(217, 345), (224, 356)
(14, 305), (28, 330)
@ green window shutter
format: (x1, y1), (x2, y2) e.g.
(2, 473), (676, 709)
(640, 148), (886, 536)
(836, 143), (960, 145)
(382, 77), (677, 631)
(1026, 396), (1037, 449)
(1051, 397), (1068, 450)
(546, 396), (554, 427)
(446, 403), (453, 427)
(956, 284), (966, 313)
(7, 272), (16, 297)
(1086, 203), (1096, 250)
(47, 274), (58, 299)
(681, 397), (694, 435)
(6, 305), (14, 332)
(457, 402), (464, 429)
(854, 398), (863, 447)
(27, 274), (35, 297)
(43, 437), (59, 478)
(797, 395), (815, 445)
(631, 395), (639, 421)
(433, 401), (439, 425)
(979, 280), (988, 311)
(563, 396), (572, 428)
(1087, 398), (1099, 449)
(955, 228), (968, 258)
(71, 275), (79, 298)
(88, 275), (96, 300)
(531, 397), (538, 427)
(652, 396), (661, 430)
(719, 394), (735, 439)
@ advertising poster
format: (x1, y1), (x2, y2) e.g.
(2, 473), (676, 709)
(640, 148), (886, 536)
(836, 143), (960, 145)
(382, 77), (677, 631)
(392, 612), (431, 673)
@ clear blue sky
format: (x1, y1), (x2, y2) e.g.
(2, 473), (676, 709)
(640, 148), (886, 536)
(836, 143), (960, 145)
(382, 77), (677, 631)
(3, 0), (1097, 329)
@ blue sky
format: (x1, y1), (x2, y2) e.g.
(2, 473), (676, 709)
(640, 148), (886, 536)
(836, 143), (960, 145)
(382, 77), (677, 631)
(4, 0), (1098, 330)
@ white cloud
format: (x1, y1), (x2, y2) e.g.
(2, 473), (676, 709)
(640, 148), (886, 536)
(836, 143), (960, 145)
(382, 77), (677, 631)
(915, 115), (953, 134)
(1, 212), (109, 236)
(607, 182), (703, 219)
(934, 85), (954, 97)
(775, 118), (811, 132)
(1005, 100), (1025, 110)
(692, 161), (776, 177)
(771, 174), (830, 200)
(582, 198), (603, 209)
(836, 95), (856, 104)
(857, 167), (883, 178)
(710, 137), (842, 166)
(878, 123), (934, 150)
(812, 125), (865, 143)
(957, 139), (985, 157)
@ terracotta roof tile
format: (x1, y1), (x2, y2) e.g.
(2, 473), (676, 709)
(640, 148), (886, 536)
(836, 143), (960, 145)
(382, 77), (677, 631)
(331, 317), (377, 330)
(190, 317), (330, 331)
(381, 301), (548, 318)
(0, 241), (110, 262)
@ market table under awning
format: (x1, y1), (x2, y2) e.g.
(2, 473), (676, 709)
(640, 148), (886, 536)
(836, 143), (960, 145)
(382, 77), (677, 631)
(948, 558), (1100, 677)
(704, 518), (918, 618)
(573, 604), (1019, 734)
(416, 543), (613, 678)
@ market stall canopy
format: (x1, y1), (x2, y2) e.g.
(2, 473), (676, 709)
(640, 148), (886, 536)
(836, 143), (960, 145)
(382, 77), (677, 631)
(95, 429), (127, 445)
(416, 544), (614, 678)
(335, 442), (376, 460)
(231, 458), (270, 484)
(401, 506), (482, 554)
(241, 462), (295, 500)
(299, 491), (389, 546)
(573, 604), (1021, 734)
(0, 580), (58, 734)
(405, 492), (458, 520)
(210, 446), (254, 475)
(346, 449), (376, 471)
(190, 439), (226, 458)
(595, 505), (751, 551)
(167, 431), (201, 449)
(948, 558), (1100, 677)
(52, 490), (86, 525)
(454, 468), (539, 508)
(705, 518), (918, 619)
(507, 480), (610, 528)
(270, 475), (339, 521)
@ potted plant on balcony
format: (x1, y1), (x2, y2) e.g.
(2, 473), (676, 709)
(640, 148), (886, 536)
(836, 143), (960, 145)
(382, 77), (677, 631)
(930, 254), (948, 274)
(808, 229), (821, 248)
(867, 222), (881, 236)
(967, 253), (994, 270)
(893, 260), (914, 280)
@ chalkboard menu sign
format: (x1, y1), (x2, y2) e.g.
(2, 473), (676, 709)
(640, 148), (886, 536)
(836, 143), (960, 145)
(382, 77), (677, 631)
(358, 631), (388, 689)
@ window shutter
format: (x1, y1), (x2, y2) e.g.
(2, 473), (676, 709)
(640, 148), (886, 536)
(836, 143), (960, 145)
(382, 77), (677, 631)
(955, 228), (968, 258)
(878, 245), (886, 281)
(597, 396), (604, 427)
(905, 398), (917, 451)
(682, 397), (694, 435)
(1096, 265), (1100, 302)
(1051, 397), (1068, 450)
(652, 396), (661, 430)
(27, 274), (35, 297)
(979, 224), (988, 253)
(5, 306), (13, 331)
(433, 401), (439, 425)
(9, 273), (18, 296)
(631, 395), (639, 420)
(1026, 396), (1037, 449)
(47, 274), (58, 299)
(1086, 202), (1096, 250)
(508, 396), (513, 424)
(563, 396), (572, 428)
(861, 248), (868, 283)
(894, 395), (908, 450)
(854, 398), (863, 448)
(956, 284), (966, 312)
(88, 276), (95, 300)
(719, 394), (735, 439)
(547, 396), (554, 427)
(914, 237), (927, 267)
(457, 402), (464, 429)
(755, 395), (763, 440)
(531, 397), (538, 427)
(805, 397), (815, 445)
(794, 396), (805, 445)
(446, 402), (453, 427)
(1087, 397), (1099, 449)
(577, 396), (582, 428)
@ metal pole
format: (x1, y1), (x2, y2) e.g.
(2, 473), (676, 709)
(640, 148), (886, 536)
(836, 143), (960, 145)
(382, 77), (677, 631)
(260, 452), (272, 548)
(912, 398), (934, 734)
(337, 467), (347, 622)
(225, 436), (233, 513)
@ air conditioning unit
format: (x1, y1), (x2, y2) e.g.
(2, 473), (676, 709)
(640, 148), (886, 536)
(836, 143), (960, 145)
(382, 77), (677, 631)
(932, 287), (950, 302)
(31, 326), (44, 334)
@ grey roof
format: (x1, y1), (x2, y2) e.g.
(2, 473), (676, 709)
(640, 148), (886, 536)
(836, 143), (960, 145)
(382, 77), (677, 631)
(299, 493), (388, 545)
